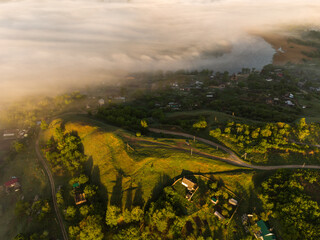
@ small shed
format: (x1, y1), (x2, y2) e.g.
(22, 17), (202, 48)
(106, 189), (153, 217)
(211, 196), (219, 205)
(181, 178), (197, 191)
(4, 178), (21, 192)
(214, 211), (225, 220)
(229, 198), (238, 206)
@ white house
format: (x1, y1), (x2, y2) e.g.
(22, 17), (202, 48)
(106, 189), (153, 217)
(98, 98), (105, 106)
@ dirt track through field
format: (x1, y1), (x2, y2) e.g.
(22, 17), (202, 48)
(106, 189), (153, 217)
(149, 128), (320, 170)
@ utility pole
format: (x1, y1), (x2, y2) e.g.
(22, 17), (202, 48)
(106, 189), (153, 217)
(193, 136), (195, 142)
(191, 148), (193, 155)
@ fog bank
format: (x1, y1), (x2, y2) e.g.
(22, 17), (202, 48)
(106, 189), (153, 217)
(0, 0), (320, 101)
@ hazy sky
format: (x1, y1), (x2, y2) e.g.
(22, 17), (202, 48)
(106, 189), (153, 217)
(0, 0), (320, 101)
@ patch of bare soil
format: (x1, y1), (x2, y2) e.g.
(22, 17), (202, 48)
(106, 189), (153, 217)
(251, 31), (316, 65)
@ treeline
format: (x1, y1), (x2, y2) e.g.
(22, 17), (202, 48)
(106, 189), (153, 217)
(0, 91), (85, 128)
(260, 170), (320, 240)
(209, 118), (316, 154)
(104, 185), (227, 240)
(45, 127), (86, 174)
(13, 200), (52, 240)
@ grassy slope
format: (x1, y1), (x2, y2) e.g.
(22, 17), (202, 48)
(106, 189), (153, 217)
(42, 116), (245, 209)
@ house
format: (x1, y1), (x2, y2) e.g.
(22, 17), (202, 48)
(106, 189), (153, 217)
(214, 211), (225, 220)
(266, 78), (273, 82)
(289, 93), (294, 99)
(114, 96), (126, 103)
(229, 198), (238, 206)
(230, 74), (238, 81)
(211, 196), (218, 205)
(4, 177), (21, 192)
(3, 129), (17, 139)
(285, 100), (294, 106)
(73, 182), (87, 205)
(181, 178), (197, 191)
(98, 98), (105, 106)
(167, 102), (181, 110)
(254, 220), (276, 240)
(75, 193), (87, 205)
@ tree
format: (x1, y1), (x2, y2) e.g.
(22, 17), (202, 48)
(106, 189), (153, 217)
(69, 174), (89, 186)
(65, 206), (77, 221)
(56, 190), (64, 207)
(209, 128), (221, 138)
(13, 141), (24, 153)
(13, 233), (27, 240)
(84, 185), (98, 199)
(141, 120), (148, 128)
(80, 205), (94, 217)
(69, 225), (80, 240)
(193, 120), (208, 130)
(40, 120), (48, 130)
(106, 205), (121, 227)
(114, 226), (140, 240)
(209, 182), (218, 190)
(15, 201), (30, 216)
(131, 206), (144, 222)
(79, 215), (104, 240)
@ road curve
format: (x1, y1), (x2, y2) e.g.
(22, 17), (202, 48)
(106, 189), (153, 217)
(35, 137), (69, 240)
(149, 128), (320, 171)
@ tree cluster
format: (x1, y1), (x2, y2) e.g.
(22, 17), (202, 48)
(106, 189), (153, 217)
(260, 170), (320, 240)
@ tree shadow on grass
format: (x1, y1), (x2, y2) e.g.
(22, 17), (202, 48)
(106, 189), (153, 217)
(132, 182), (144, 208)
(145, 173), (171, 211)
(125, 181), (136, 210)
(91, 165), (108, 209)
(110, 173), (123, 209)
(84, 156), (93, 176)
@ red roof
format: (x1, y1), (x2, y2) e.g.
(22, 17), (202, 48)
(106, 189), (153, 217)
(4, 178), (19, 187)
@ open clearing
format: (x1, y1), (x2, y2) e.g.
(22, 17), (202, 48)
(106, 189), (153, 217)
(41, 115), (245, 209)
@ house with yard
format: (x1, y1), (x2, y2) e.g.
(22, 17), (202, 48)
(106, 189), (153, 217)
(254, 220), (276, 240)
(181, 177), (197, 191)
(4, 177), (21, 193)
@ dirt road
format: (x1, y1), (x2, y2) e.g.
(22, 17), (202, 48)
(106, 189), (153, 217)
(149, 128), (320, 170)
(35, 137), (68, 240)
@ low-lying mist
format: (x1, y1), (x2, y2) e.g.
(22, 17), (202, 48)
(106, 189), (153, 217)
(0, 0), (319, 102)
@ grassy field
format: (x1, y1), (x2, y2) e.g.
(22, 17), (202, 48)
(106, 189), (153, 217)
(41, 115), (246, 210)
(166, 109), (263, 126)
(0, 137), (61, 239)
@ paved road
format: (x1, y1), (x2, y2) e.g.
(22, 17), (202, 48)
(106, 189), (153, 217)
(149, 128), (320, 170)
(35, 137), (68, 240)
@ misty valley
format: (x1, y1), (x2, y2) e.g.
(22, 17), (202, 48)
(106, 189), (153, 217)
(1, 1), (320, 240)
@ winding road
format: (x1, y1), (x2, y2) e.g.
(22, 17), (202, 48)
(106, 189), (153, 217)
(35, 136), (69, 240)
(149, 128), (320, 170)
